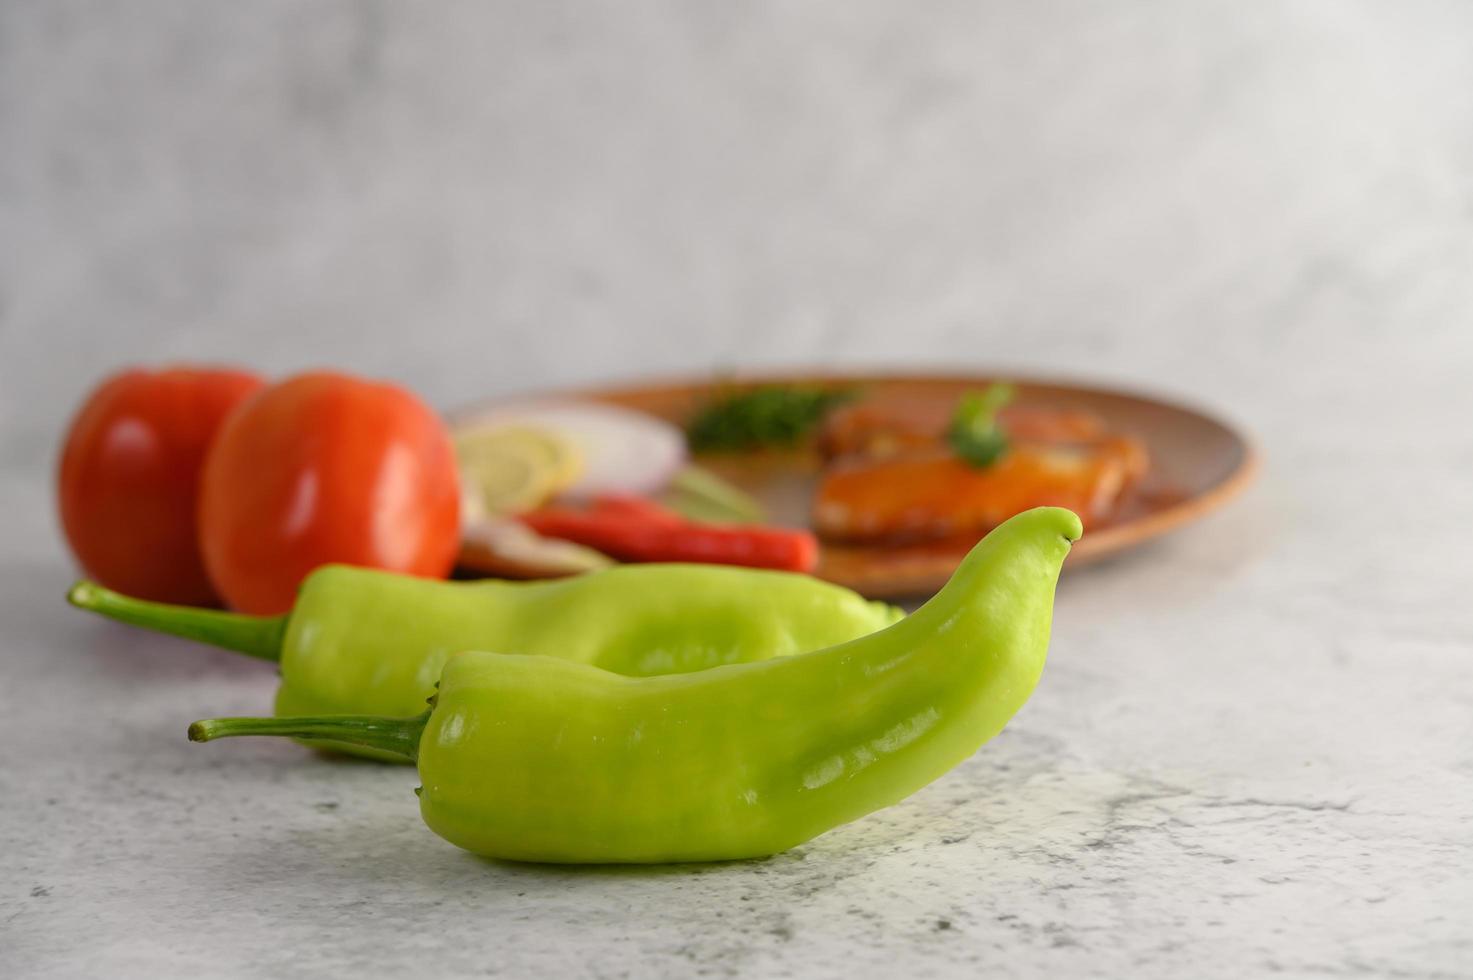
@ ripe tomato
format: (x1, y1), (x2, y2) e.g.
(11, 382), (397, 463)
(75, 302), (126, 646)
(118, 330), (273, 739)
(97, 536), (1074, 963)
(198, 371), (461, 614)
(58, 366), (266, 604)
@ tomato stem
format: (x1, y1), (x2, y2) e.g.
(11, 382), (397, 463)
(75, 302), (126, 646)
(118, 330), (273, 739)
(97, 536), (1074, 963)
(67, 581), (286, 663)
(187, 711), (428, 762)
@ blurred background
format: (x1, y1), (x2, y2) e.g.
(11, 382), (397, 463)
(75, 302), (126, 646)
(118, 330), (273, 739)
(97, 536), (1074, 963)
(2, 0), (1471, 465)
(4, 7), (1473, 973)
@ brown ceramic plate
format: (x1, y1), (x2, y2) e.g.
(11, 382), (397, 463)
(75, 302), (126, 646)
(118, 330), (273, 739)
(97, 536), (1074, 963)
(455, 371), (1257, 598)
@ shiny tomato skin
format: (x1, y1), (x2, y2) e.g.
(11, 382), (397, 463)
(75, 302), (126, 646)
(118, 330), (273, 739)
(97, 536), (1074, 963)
(58, 366), (266, 605)
(198, 371), (461, 614)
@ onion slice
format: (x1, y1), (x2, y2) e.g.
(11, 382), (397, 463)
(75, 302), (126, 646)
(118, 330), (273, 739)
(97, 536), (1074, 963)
(459, 517), (612, 579)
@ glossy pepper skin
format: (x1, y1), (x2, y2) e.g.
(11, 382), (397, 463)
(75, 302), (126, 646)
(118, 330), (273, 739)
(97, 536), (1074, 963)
(189, 507), (1080, 863)
(70, 563), (902, 761)
(520, 496), (820, 572)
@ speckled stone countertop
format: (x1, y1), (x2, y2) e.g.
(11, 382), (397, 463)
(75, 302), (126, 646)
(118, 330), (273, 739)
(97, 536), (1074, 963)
(3, 3), (1472, 977)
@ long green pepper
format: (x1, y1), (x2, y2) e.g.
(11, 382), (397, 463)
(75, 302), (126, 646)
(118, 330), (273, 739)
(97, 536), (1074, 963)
(190, 507), (1080, 863)
(69, 564), (901, 761)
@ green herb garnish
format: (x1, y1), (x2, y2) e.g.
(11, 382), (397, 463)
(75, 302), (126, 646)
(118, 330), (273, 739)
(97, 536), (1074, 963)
(687, 386), (855, 453)
(947, 384), (1015, 468)
(660, 465), (767, 524)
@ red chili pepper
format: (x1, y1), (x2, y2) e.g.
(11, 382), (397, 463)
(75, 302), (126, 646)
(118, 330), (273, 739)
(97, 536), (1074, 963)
(585, 495), (682, 524)
(521, 496), (818, 573)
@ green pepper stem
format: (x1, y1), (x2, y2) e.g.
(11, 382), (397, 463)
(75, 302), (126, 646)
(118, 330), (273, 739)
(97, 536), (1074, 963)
(187, 711), (430, 762)
(66, 581), (287, 663)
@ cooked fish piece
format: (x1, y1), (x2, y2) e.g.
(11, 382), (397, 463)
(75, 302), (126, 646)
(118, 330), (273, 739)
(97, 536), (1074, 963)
(818, 395), (1106, 461)
(813, 440), (1141, 543)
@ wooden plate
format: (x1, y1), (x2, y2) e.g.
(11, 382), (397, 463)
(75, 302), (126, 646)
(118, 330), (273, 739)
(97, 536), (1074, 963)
(455, 371), (1257, 598)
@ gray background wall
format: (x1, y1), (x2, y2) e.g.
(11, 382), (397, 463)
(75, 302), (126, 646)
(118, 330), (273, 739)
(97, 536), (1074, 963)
(2, 0), (1471, 466)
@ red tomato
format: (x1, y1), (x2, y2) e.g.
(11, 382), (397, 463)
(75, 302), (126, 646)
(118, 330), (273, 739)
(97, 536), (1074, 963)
(198, 371), (461, 614)
(58, 366), (266, 604)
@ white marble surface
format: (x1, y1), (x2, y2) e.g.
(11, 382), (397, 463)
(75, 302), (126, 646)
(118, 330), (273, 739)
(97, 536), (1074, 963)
(3, 2), (1472, 977)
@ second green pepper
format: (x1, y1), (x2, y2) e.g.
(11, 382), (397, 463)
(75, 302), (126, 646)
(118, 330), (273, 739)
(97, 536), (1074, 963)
(69, 563), (902, 760)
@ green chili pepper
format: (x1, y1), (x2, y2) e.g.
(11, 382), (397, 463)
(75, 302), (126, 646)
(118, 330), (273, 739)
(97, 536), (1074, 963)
(187, 507), (1080, 863)
(69, 564), (902, 762)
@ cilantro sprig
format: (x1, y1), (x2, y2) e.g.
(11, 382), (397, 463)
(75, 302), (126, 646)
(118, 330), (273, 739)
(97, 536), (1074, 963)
(687, 385), (856, 453)
(946, 384), (1015, 468)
